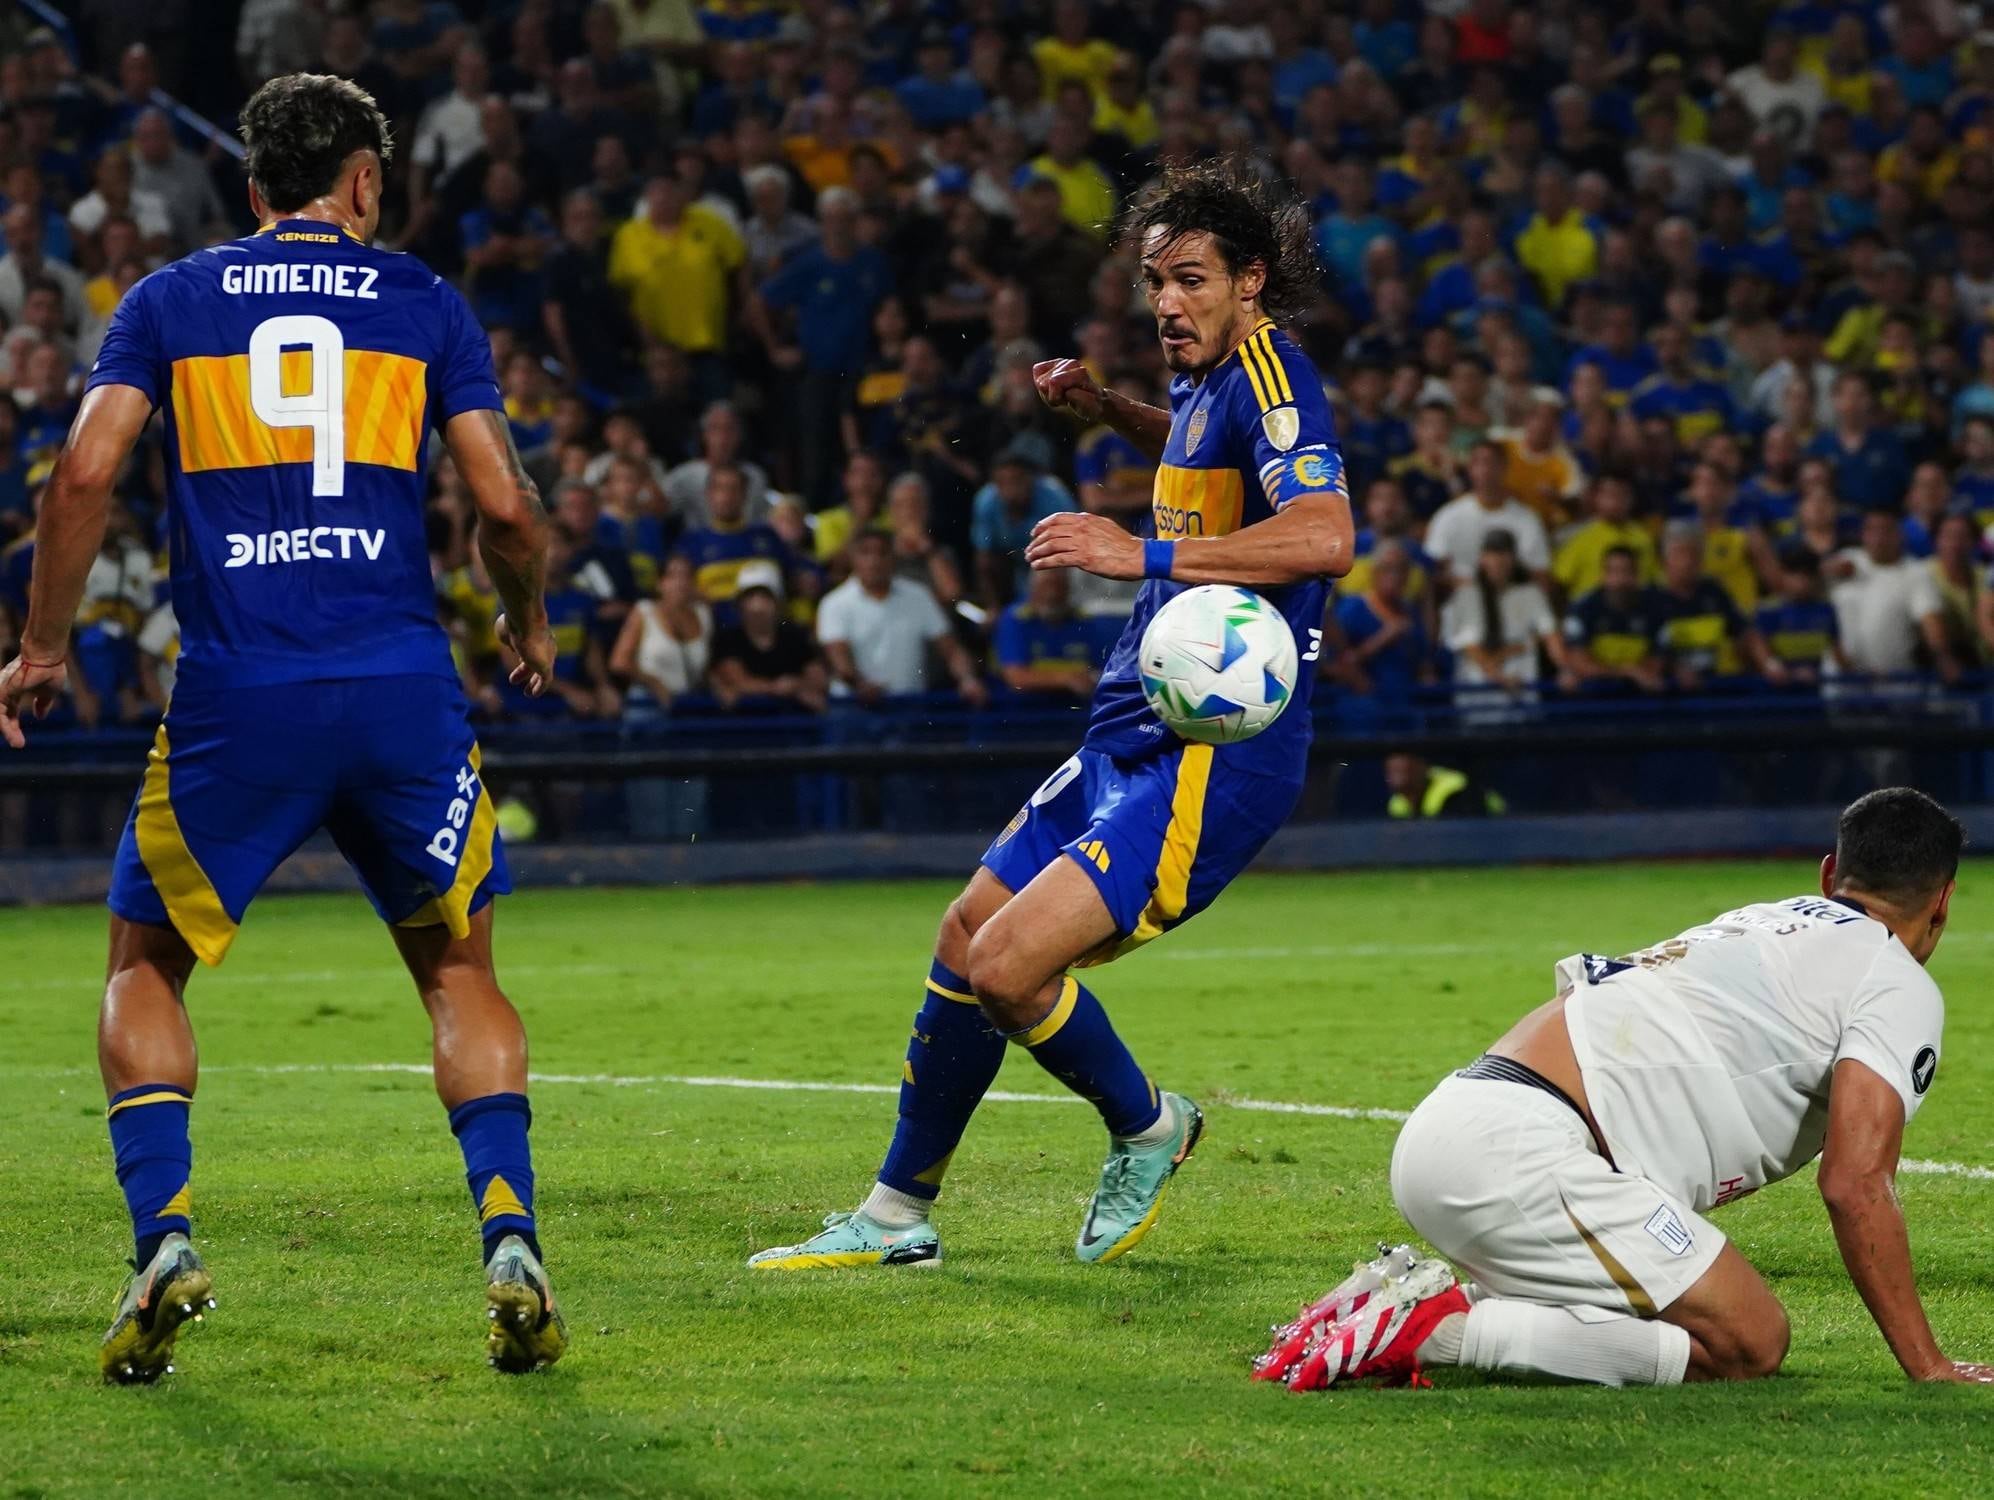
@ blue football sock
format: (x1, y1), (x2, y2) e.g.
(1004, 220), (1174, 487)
(448, 1092), (539, 1264)
(107, 1084), (194, 1267)
(875, 959), (1008, 1200)
(1010, 977), (1161, 1138)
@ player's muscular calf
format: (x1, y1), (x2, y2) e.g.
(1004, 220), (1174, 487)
(99, 917), (200, 1096)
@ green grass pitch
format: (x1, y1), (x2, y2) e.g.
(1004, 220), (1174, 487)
(5, 861), (1994, 1498)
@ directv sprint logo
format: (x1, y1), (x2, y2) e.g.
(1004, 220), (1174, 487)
(224, 527), (389, 566)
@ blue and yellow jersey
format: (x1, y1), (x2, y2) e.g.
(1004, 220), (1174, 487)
(1074, 426), (1155, 499)
(1756, 597), (1839, 667)
(675, 522), (788, 607)
(995, 604), (1099, 680)
(1657, 579), (1747, 676)
(1085, 320), (1342, 778)
(84, 222), (503, 691)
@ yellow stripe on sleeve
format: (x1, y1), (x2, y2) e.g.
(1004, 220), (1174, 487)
(1254, 329), (1294, 404)
(1236, 334), (1274, 411)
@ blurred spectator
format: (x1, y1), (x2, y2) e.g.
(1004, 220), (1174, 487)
(1390, 401), (1465, 521)
(1338, 363), (1412, 504)
(676, 462), (790, 620)
(663, 403), (771, 527)
(128, 109), (227, 253)
(971, 442), (1076, 608)
(994, 566), (1096, 700)
(609, 552), (712, 711)
(460, 161), (554, 331)
(544, 190), (641, 398)
(1832, 510), (1954, 681)
(1384, 751), (1507, 818)
(1554, 476), (1657, 601)
(1728, 26), (1825, 147)
(1513, 163), (1601, 311)
(1757, 547), (1848, 686)
(709, 560), (827, 713)
(1441, 530), (1564, 715)
(740, 164), (818, 279)
(68, 148), (171, 260)
(885, 471), (965, 606)
(1343, 479), (1436, 605)
(752, 185), (891, 502)
(1561, 546), (1669, 695)
(1808, 371), (1911, 513)
(814, 450), (890, 566)
(1424, 441), (1552, 589)
(1928, 512), (1988, 670)
(1631, 324), (1736, 447)
(1331, 539), (1432, 707)
(1493, 388), (1584, 532)
(1656, 523), (1771, 688)
(0, 205), (85, 329)
(611, 174), (744, 397)
(820, 530), (986, 705)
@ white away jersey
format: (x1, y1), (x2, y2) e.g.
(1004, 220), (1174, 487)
(1558, 895), (1944, 1214)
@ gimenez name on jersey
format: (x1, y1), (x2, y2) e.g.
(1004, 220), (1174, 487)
(220, 261), (382, 300)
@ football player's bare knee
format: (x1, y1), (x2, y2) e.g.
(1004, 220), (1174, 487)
(963, 922), (1043, 1024)
(1666, 1246), (1789, 1381)
(936, 870), (1011, 973)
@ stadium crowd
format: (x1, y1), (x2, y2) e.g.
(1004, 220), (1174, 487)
(5, 0), (1994, 732)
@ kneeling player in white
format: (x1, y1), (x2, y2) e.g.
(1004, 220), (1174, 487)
(1256, 788), (1994, 1389)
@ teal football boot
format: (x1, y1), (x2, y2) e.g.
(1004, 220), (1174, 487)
(1075, 1091), (1205, 1264)
(748, 1211), (941, 1270)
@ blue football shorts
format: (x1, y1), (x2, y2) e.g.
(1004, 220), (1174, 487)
(980, 743), (1302, 966)
(108, 674), (511, 966)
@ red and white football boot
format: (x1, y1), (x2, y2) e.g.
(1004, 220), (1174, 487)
(1253, 1243), (1420, 1384)
(1281, 1255), (1467, 1391)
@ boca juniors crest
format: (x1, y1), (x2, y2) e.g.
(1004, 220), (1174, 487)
(1185, 404), (1208, 457)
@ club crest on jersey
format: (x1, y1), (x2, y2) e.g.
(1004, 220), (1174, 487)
(1262, 406), (1299, 452)
(1184, 404), (1209, 457)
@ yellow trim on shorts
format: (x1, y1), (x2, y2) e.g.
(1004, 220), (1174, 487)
(1083, 743), (1215, 966)
(133, 723), (238, 967)
(397, 744), (497, 939)
(1018, 975), (1080, 1046)
(1563, 1195), (1659, 1317)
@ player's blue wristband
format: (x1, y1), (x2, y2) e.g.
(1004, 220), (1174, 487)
(1143, 540), (1176, 580)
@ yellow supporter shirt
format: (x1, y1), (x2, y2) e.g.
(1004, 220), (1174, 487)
(1552, 520), (1658, 600)
(1513, 211), (1599, 309)
(1703, 525), (1759, 611)
(1497, 432), (1586, 530)
(1029, 154), (1117, 238)
(1031, 36), (1121, 99)
(608, 204), (744, 354)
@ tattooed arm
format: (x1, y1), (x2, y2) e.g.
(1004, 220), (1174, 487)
(445, 408), (556, 696)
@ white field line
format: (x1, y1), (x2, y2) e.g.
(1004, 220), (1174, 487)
(13, 1058), (1991, 1183)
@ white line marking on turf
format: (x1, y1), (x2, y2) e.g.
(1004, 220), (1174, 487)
(16, 1058), (1991, 1181)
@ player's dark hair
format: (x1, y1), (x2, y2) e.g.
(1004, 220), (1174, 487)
(1118, 158), (1318, 326)
(240, 73), (393, 213)
(1834, 788), (1963, 906)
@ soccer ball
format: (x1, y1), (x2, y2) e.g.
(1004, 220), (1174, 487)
(1138, 585), (1298, 745)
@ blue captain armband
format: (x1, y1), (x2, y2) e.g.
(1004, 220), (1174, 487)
(1143, 540), (1176, 580)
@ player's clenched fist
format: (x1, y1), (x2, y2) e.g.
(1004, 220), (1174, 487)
(1033, 358), (1105, 421)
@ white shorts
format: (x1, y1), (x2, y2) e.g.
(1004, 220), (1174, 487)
(1389, 1074), (1725, 1317)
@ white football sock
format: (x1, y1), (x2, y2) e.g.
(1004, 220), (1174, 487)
(1117, 1091), (1178, 1148)
(1425, 1298), (1690, 1387)
(859, 1183), (931, 1229)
